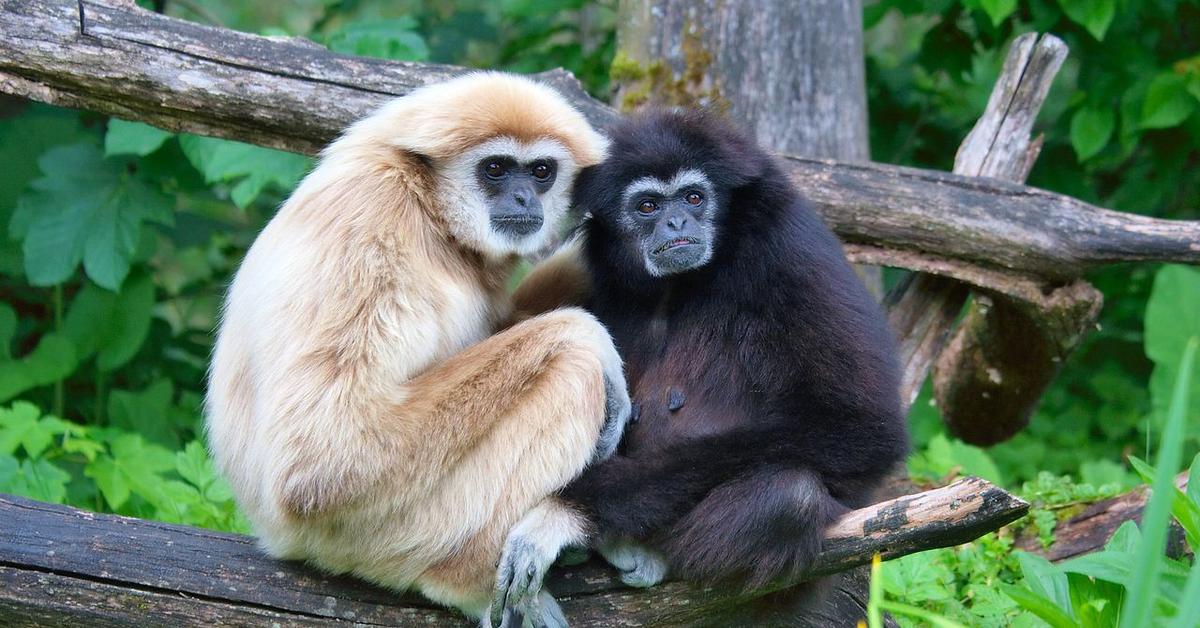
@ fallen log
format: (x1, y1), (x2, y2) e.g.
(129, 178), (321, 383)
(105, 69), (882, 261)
(0, 477), (1027, 626)
(2, 0), (1197, 289)
(1017, 473), (1189, 562)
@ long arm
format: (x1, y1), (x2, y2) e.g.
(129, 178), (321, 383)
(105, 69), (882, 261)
(559, 409), (905, 540)
(510, 235), (592, 321)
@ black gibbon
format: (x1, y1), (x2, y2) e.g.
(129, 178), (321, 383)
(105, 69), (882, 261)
(206, 72), (631, 626)
(502, 109), (909, 623)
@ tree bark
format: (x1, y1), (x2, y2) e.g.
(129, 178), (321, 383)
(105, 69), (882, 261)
(0, 479), (1026, 626)
(2, 0), (1196, 290)
(613, 0), (868, 161)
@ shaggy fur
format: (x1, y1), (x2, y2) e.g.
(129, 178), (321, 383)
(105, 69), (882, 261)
(205, 72), (627, 622)
(516, 109), (908, 614)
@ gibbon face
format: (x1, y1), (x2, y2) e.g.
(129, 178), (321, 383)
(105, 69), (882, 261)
(618, 168), (717, 276)
(438, 135), (579, 257)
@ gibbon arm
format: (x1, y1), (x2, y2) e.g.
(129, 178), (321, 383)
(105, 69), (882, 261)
(510, 236), (592, 321)
(559, 422), (902, 540)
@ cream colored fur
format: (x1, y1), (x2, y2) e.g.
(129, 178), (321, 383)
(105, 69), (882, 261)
(205, 72), (622, 621)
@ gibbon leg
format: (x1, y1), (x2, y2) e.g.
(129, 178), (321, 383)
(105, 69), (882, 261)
(395, 308), (629, 618)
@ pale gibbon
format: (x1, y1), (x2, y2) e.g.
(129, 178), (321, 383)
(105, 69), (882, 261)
(205, 73), (631, 626)
(496, 110), (908, 625)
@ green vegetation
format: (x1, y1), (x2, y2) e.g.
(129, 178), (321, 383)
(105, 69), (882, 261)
(0, 0), (1197, 624)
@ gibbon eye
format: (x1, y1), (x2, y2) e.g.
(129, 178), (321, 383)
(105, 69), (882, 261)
(637, 200), (658, 214)
(532, 163), (554, 181)
(484, 162), (506, 179)
(685, 192), (703, 205)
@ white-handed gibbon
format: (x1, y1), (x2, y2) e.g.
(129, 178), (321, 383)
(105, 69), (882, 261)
(205, 72), (631, 626)
(495, 109), (908, 626)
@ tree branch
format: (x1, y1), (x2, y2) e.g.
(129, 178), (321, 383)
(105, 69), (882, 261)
(0, 478), (1026, 626)
(2, 0), (1197, 289)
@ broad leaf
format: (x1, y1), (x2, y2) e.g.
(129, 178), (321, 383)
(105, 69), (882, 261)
(326, 17), (431, 61)
(978, 0), (1016, 26)
(0, 401), (66, 457)
(1017, 552), (1074, 616)
(0, 333), (77, 403)
(1144, 266), (1200, 436)
(0, 456), (71, 503)
(1057, 0), (1115, 40)
(1142, 73), (1197, 129)
(105, 120), (173, 157)
(1000, 583), (1078, 628)
(10, 143), (173, 289)
(63, 274), (156, 372)
(85, 433), (175, 509)
(1069, 104), (1114, 161)
(108, 379), (179, 449)
(178, 135), (310, 208)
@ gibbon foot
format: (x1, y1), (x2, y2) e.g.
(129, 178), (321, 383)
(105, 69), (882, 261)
(598, 536), (669, 589)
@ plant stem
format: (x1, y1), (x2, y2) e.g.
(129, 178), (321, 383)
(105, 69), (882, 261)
(52, 283), (64, 418)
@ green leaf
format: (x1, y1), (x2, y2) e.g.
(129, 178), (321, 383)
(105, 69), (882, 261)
(1145, 266), (1200, 436)
(1142, 73), (1198, 129)
(104, 120), (173, 157)
(909, 433), (1005, 484)
(10, 143), (173, 289)
(1000, 583), (1078, 628)
(326, 18), (431, 61)
(108, 379), (178, 449)
(0, 401), (64, 457)
(1121, 338), (1198, 628)
(1128, 455), (1200, 552)
(1069, 104), (1115, 161)
(178, 135), (310, 208)
(84, 433), (175, 509)
(1057, 0), (1115, 40)
(1169, 553), (1200, 628)
(0, 104), (91, 215)
(0, 334), (77, 403)
(1017, 552), (1074, 616)
(978, 0), (1016, 26)
(1188, 453), (1200, 513)
(0, 456), (71, 503)
(63, 274), (156, 371)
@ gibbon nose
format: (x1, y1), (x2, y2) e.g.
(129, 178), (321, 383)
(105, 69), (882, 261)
(514, 191), (528, 207)
(666, 212), (689, 231)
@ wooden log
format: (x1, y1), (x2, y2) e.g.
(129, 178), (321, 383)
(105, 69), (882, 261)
(930, 35), (1104, 446)
(1017, 473), (1189, 562)
(0, 478), (1028, 626)
(2, 0), (1197, 289)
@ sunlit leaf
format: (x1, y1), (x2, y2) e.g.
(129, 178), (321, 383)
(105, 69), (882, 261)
(1057, 0), (1115, 40)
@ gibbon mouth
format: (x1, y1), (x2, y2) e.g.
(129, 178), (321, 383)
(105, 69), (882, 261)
(653, 237), (701, 254)
(491, 215), (544, 237)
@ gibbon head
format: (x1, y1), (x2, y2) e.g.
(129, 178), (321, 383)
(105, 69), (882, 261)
(340, 72), (608, 258)
(574, 109), (770, 278)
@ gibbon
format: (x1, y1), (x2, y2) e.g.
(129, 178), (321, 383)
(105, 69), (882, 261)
(205, 73), (631, 626)
(498, 109), (909, 625)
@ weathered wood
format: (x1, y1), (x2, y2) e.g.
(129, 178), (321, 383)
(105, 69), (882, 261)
(614, 0), (868, 162)
(1017, 473), (1189, 562)
(0, 479), (1027, 625)
(930, 34), (1104, 445)
(882, 33), (1093, 445)
(2, 0), (1197, 290)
